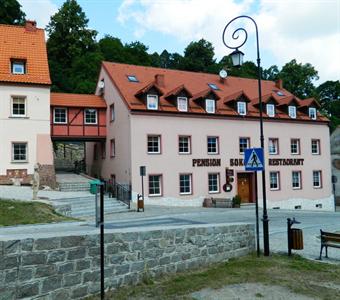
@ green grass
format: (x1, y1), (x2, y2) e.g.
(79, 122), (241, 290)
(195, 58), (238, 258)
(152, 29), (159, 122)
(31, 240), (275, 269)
(89, 253), (340, 300)
(0, 199), (75, 226)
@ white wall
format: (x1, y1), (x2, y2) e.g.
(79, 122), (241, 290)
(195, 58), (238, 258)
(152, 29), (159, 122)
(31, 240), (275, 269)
(0, 84), (52, 175)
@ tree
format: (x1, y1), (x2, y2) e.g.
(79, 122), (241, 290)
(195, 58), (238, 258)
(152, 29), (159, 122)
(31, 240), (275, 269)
(0, 0), (25, 25)
(46, 0), (98, 92)
(263, 65), (279, 81)
(316, 80), (340, 132)
(182, 39), (216, 72)
(278, 59), (319, 98)
(124, 41), (152, 66)
(98, 35), (125, 63)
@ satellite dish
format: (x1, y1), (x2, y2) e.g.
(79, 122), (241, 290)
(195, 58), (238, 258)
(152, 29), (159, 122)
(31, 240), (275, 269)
(219, 69), (228, 79)
(98, 80), (105, 89)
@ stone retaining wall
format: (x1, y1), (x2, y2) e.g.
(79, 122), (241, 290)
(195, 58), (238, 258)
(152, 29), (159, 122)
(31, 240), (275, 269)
(0, 223), (254, 299)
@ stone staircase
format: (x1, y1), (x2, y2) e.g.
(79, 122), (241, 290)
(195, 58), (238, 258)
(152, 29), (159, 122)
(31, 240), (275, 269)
(58, 182), (90, 192)
(52, 196), (129, 218)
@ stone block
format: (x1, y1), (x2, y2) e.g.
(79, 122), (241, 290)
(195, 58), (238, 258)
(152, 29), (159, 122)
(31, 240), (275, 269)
(71, 285), (88, 299)
(3, 240), (20, 254)
(0, 287), (15, 300)
(75, 259), (91, 271)
(50, 288), (70, 300)
(115, 264), (130, 276)
(57, 262), (74, 274)
(22, 253), (47, 266)
(145, 259), (158, 268)
(67, 248), (86, 260)
(88, 282), (100, 294)
(88, 246), (100, 256)
(0, 255), (18, 270)
(82, 270), (100, 283)
(35, 238), (60, 250)
(130, 261), (145, 272)
(5, 270), (17, 284)
(63, 272), (82, 287)
(16, 281), (39, 298)
(121, 232), (138, 242)
(170, 254), (181, 263)
(47, 250), (66, 263)
(110, 255), (125, 265)
(35, 265), (57, 278)
(60, 236), (85, 248)
(18, 267), (34, 281)
(41, 275), (62, 293)
(84, 235), (99, 247)
(131, 241), (144, 251)
(159, 256), (171, 265)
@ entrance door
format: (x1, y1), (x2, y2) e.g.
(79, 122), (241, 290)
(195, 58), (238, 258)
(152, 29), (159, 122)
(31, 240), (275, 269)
(237, 173), (253, 203)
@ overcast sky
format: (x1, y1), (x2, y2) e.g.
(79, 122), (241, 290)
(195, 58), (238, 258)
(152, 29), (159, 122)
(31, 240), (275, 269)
(19, 0), (340, 84)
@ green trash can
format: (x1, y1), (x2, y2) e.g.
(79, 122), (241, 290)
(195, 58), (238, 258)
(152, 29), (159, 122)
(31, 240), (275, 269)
(90, 180), (101, 194)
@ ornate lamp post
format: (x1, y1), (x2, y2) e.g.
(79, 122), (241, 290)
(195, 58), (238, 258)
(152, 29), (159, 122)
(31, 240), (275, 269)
(222, 15), (270, 256)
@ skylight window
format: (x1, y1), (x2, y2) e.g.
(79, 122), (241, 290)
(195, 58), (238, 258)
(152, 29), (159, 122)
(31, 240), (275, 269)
(127, 75), (138, 82)
(276, 91), (285, 96)
(208, 83), (219, 90)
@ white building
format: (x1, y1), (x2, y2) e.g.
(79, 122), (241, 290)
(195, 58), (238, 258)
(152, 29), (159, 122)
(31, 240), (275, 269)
(86, 62), (334, 211)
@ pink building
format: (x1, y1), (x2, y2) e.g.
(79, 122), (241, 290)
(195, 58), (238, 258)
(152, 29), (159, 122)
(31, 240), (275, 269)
(87, 62), (334, 211)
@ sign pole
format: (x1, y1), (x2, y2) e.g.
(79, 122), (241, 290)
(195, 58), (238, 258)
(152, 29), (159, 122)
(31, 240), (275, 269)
(254, 171), (260, 257)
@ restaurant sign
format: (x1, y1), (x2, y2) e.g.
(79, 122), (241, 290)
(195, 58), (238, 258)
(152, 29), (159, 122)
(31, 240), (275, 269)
(230, 158), (304, 167)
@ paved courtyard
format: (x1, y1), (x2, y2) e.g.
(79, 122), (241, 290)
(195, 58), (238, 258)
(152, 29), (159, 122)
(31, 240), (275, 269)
(0, 202), (339, 263)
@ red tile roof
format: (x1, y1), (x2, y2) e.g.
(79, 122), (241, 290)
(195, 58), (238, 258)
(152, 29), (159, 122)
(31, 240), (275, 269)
(102, 62), (327, 122)
(0, 23), (51, 85)
(51, 93), (106, 108)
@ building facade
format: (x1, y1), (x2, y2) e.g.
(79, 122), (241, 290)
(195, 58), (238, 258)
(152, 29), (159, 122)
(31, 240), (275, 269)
(86, 62), (334, 211)
(331, 126), (340, 206)
(0, 22), (55, 187)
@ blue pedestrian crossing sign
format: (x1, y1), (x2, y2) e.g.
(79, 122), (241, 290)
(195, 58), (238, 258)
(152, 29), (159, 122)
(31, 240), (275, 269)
(244, 148), (264, 171)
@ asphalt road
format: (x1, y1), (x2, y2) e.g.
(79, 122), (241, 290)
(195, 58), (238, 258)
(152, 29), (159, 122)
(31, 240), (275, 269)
(1, 206), (339, 263)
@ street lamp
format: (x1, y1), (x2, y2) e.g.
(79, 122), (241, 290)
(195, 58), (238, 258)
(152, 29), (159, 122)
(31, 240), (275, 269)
(222, 15), (270, 256)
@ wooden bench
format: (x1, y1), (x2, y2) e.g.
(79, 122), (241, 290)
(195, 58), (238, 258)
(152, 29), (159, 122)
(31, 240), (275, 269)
(319, 230), (340, 260)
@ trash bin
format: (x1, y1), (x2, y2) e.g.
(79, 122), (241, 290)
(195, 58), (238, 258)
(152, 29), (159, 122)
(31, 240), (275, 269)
(90, 180), (101, 194)
(137, 194), (144, 212)
(291, 228), (304, 250)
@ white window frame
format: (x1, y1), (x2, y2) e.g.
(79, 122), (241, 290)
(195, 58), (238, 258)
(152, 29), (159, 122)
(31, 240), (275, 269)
(177, 97), (188, 112)
(292, 171), (302, 189)
(178, 136), (191, 154)
(12, 61), (25, 74)
(269, 171), (280, 190)
(237, 101), (247, 115)
(291, 139), (300, 155)
(147, 94), (158, 110)
(53, 107), (67, 124)
(12, 142), (28, 162)
(147, 135), (161, 154)
(205, 99), (215, 114)
(149, 175), (162, 196)
(266, 104), (275, 117)
(309, 107), (317, 120)
(207, 136), (219, 154)
(239, 137), (250, 154)
(11, 96), (26, 117)
(208, 173), (220, 194)
(311, 139), (320, 155)
(179, 174), (192, 195)
(313, 171), (322, 188)
(288, 106), (296, 119)
(84, 109), (97, 124)
(268, 138), (279, 155)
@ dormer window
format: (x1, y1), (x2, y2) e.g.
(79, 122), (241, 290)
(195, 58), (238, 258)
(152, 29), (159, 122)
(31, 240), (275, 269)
(309, 107), (317, 120)
(177, 97), (188, 112)
(147, 94), (158, 110)
(237, 101), (246, 115)
(205, 99), (215, 114)
(266, 104), (275, 117)
(12, 61), (26, 74)
(288, 106), (296, 119)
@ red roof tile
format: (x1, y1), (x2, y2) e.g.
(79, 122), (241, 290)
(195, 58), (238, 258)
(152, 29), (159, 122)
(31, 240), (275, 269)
(0, 23), (51, 85)
(51, 93), (106, 108)
(102, 62), (328, 122)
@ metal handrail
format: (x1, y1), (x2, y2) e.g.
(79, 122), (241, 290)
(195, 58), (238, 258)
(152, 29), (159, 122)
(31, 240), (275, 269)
(111, 182), (131, 209)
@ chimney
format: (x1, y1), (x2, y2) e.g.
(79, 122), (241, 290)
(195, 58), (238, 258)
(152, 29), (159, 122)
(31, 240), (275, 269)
(155, 74), (165, 87)
(25, 20), (37, 32)
(275, 79), (283, 90)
